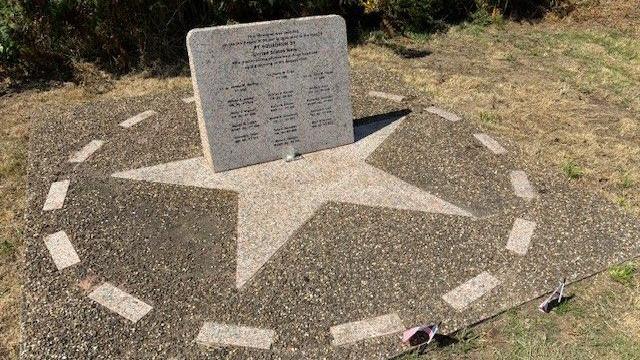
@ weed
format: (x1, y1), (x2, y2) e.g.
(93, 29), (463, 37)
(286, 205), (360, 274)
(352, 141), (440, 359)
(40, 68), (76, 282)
(562, 160), (584, 179)
(621, 173), (634, 189)
(461, 8), (501, 36)
(478, 111), (498, 125)
(0, 239), (14, 256)
(608, 263), (636, 286)
(616, 196), (628, 208)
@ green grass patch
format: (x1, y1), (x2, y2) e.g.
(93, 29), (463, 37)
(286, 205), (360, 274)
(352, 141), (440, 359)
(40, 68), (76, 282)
(621, 173), (634, 189)
(0, 239), (15, 257)
(499, 310), (561, 359)
(454, 327), (481, 354)
(562, 160), (584, 179)
(478, 111), (499, 125)
(557, 30), (640, 61)
(553, 300), (572, 315)
(554, 298), (585, 318)
(616, 195), (629, 208)
(468, 8), (505, 29)
(500, 27), (638, 109)
(608, 262), (636, 286)
(405, 31), (432, 43)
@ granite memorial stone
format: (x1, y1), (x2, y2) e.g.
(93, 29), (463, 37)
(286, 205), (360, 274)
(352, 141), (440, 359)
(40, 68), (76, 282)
(187, 15), (354, 172)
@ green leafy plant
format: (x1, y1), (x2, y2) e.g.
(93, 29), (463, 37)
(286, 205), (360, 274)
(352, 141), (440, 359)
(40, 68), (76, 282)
(0, 1), (21, 63)
(470, 7), (493, 27)
(378, 0), (469, 33)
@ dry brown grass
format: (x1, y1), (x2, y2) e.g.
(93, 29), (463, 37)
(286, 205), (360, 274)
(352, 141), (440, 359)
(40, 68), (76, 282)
(1, 92), (29, 358)
(563, 0), (640, 35)
(351, 2), (640, 215)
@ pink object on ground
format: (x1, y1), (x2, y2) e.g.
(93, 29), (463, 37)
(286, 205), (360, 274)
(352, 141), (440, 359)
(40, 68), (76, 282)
(401, 323), (438, 345)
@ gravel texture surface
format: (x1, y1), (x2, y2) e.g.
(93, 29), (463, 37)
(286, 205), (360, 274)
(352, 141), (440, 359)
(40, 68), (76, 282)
(23, 68), (640, 359)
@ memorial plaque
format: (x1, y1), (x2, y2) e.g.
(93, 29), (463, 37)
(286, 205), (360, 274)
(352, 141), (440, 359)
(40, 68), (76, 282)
(187, 15), (354, 172)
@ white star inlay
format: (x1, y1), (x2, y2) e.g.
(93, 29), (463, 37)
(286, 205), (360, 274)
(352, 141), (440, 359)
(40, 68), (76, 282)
(111, 116), (472, 289)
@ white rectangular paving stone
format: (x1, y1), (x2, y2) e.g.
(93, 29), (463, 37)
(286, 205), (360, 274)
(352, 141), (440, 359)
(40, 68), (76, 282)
(196, 322), (276, 350)
(425, 106), (461, 122)
(187, 15), (354, 172)
(42, 179), (70, 211)
(473, 133), (507, 154)
(88, 283), (152, 323)
(182, 96), (195, 103)
(44, 231), (80, 270)
(510, 170), (537, 199)
(330, 312), (404, 346)
(506, 218), (537, 255)
(119, 110), (157, 128)
(68, 139), (104, 163)
(442, 271), (500, 311)
(367, 91), (405, 102)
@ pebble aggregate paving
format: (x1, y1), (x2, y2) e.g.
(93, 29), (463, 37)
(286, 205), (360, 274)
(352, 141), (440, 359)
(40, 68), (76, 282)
(23, 70), (640, 359)
(111, 114), (472, 289)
